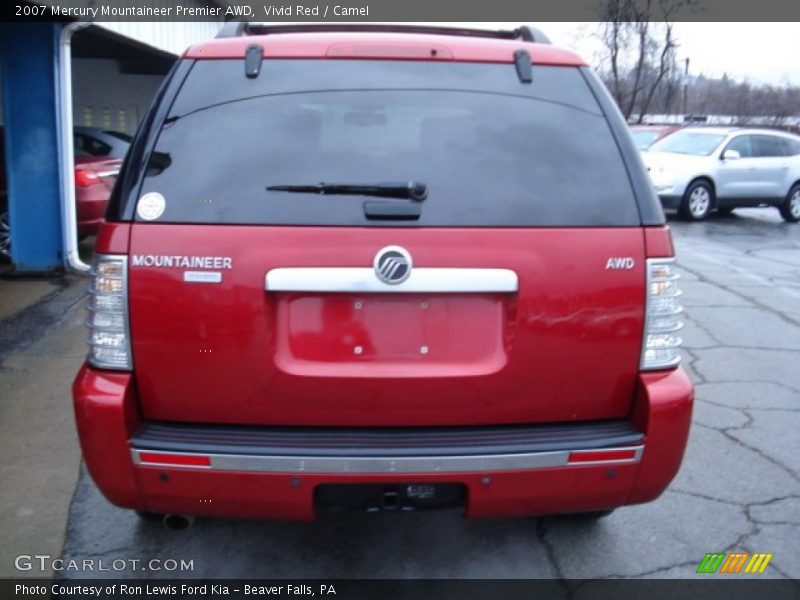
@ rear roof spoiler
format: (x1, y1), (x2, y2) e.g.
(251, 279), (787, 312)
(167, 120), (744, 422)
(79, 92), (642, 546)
(214, 23), (551, 45)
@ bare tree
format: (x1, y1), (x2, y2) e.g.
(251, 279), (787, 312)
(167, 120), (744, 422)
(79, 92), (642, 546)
(599, 0), (635, 111)
(635, 22), (676, 122)
(597, 0), (688, 121)
(596, 4), (800, 125)
(669, 73), (800, 128)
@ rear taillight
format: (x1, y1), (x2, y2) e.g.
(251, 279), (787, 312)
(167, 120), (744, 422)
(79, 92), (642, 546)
(74, 167), (100, 187)
(87, 254), (132, 370)
(641, 258), (683, 370)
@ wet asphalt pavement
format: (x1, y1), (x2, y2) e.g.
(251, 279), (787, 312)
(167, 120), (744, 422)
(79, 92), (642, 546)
(58, 208), (800, 580)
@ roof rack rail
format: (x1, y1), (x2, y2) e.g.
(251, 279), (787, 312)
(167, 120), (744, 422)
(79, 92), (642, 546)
(519, 26), (551, 44)
(216, 22), (248, 38)
(215, 23), (551, 44)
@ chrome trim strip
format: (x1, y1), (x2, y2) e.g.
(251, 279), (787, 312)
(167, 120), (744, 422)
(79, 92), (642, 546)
(131, 445), (643, 474)
(265, 268), (518, 293)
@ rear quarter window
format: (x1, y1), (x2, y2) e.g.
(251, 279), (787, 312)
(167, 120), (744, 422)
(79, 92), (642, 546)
(782, 136), (800, 156)
(753, 135), (789, 158)
(137, 60), (640, 227)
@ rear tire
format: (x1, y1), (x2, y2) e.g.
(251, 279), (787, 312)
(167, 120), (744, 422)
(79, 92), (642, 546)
(679, 180), (714, 221)
(0, 208), (10, 262)
(779, 184), (800, 222)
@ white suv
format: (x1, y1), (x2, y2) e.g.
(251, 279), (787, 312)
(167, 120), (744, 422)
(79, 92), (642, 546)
(642, 127), (800, 221)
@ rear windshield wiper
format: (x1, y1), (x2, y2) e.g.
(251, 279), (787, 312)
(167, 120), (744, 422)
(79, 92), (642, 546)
(266, 181), (428, 202)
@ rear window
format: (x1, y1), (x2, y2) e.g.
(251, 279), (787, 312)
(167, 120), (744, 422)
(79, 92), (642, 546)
(137, 60), (639, 227)
(786, 137), (800, 156)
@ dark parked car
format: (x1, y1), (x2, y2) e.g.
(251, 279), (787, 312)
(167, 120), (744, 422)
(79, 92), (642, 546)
(74, 155), (122, 238)
(73, 24), (693, 526)
(0, 127), (127, 259)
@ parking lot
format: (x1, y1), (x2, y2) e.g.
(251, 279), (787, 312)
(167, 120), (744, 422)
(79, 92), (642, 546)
(0, 208), (798, 580)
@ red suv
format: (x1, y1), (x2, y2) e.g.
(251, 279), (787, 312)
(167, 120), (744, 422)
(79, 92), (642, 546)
(73, 25), (693, 523)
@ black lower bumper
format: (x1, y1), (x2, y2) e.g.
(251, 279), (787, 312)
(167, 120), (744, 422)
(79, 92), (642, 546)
(131, 419), (644, 458)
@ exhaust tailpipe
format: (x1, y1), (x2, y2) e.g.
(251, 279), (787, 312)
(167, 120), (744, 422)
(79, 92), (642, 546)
(162, 514), (194, 530)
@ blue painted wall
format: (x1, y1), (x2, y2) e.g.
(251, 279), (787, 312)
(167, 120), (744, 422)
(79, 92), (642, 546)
(0, 22), (65, 271)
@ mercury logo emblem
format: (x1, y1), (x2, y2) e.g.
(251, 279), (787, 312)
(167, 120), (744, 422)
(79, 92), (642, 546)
(374, 246), (412, 285)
